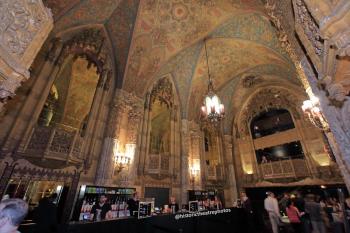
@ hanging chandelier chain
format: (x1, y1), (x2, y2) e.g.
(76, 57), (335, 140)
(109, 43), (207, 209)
(204, 38), (213, 91)
(201, 37), (224, 125)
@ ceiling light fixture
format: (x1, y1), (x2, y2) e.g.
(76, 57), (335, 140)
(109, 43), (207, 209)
(201, 38), (224, 124)
(301, 96), (329, 131)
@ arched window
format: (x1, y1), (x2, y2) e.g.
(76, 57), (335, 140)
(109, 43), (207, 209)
(146, 77), (176, 175)
(250, 108), (295, 139)
(38, 57), (99, 133)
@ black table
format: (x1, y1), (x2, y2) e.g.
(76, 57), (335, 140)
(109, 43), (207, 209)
(20, 208), (250, 233)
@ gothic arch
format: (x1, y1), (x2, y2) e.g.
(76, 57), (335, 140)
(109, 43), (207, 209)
(234, 84), (306, 138)
(137, 74), (181, 187)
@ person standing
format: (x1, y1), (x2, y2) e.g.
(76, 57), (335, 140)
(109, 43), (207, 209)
(127, 192), (139, 217)
(90, 195), (112, 221)
(168, 196), (179, 213)
(33, 193), (58, 233)
(241, 192), (255, 233)
(0, 198), (28, 233)
(214, 196), (223, 210)
(279, 193), (290, 215)
(241, 192), (252, 214)
(305, 194), (326, 233)
(264, 191), (280, 233)
(286, 200), (303, 233)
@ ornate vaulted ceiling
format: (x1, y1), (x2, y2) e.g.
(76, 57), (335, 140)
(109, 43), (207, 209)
(44, 0), (301, 123)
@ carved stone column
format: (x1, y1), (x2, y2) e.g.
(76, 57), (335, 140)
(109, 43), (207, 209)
(188, 122), (203, 191)
(115, 95), (143, 187)
(137, 92), (151, 176)
(301, 57), (350, 190)
(1, 39), (64, 153)
(223, 135), (238, 206)
(84, 70), (112, 170)
(95, 104), (125, 186)
(180, 119), (190, 205)
(0, 0), (53, 112)
(95, 89), (143, 186)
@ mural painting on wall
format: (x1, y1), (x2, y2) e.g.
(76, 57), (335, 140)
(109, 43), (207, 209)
(38, 57), (99, 132)
(148, 78), (173, 173)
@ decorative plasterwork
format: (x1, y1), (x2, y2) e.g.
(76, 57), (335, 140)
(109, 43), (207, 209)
(241, 75), (264, 88)
(264, 0), (312, 92)
(150, 77), (174, 109)
(59, 28), (109, 75)
(107, 89), (143, 139)
(0, 0), (53, 109)
(294, 0), (324, 56)
(1, 155), (79, 180)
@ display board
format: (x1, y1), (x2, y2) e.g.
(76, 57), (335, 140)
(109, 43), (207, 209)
(189, 201), (199, 213)
(138, 201), (154, 219)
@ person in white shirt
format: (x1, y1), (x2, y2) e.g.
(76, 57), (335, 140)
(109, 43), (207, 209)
(264, 191), (280, 233)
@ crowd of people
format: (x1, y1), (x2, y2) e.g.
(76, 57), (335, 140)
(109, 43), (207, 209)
(263, 191), (349, 233)
(0, 190), (349, 233)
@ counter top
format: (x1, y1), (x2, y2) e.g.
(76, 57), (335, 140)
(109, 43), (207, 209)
(20, 208), (249, 233)
(67, 208), (248, 233)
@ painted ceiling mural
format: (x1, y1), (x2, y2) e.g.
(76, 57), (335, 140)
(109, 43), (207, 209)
(123, 1), (270, 93)
(43, 0), (301, 126)
(129, 11), (298, 119)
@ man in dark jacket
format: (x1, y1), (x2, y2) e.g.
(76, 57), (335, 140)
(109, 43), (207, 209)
(305, 194), (326, 233)
(33, 193), (58, 233)
(241, 192), (255, 233)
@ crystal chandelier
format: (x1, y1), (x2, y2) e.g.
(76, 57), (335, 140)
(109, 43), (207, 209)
(301, 96), (329, 131)
(201, 38), (224, 123)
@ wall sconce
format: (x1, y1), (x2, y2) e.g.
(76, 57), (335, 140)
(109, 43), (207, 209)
(189, 162), (200, 189)
(301, 96), (329, 131)
(113, 140), (136, 173)
(246, 170), (253, 175)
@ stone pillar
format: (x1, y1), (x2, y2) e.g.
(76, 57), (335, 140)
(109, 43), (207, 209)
(1, 39), (64, 153)
(84, 70), (112, 169)
(223, 135), (238, 206)
(122, 106), (143, 186)
(95, 90), (143, 186)
(187, 121), (203, 192)
(0, 0), (53, 112)
(301, 57), (350, 190)
(180, 119), (190, 205)
(95, 104), (125, 186)
(137, 92), (151, 176)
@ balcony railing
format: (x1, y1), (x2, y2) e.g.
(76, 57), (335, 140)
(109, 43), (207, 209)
(206, 165), (223, 181)
(259, 158), (310, 179)
(147, 153), (170, 175)
(24, 124), (84, 164)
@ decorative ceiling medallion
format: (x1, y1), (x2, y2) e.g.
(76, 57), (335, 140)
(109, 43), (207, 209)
(171, 3), (189, 21)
